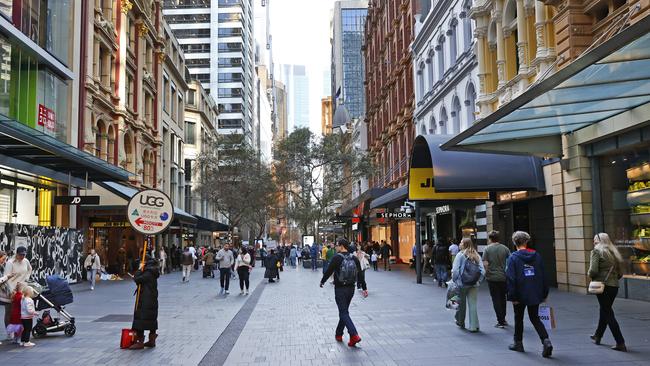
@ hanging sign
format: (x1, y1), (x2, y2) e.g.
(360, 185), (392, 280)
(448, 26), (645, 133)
(127, 189), (174, 235)
(37, 104), (56, 133)
(376, 212), (413, 219)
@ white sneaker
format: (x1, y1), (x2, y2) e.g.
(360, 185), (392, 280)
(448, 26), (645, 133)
(22, 342), (35, 347)
(90, 286), (94, 291)
(225, 290), (230, 295)
(245, 289), (249, 295)
(240, 290), (244, 295)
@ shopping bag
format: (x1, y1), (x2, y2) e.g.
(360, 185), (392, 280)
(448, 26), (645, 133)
(120, 328), (137, 349)
(445, 281), (461, 310)
(538, 304), (556, 330)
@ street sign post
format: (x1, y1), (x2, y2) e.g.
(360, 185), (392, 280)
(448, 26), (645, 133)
(126, 189), (174, 235)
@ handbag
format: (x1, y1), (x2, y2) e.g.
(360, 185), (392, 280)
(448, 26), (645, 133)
(120, 328), (137, 349)
(588, 266), (614, 295)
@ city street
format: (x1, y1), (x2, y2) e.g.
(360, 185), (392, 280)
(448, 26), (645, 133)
(1, 264), (649, 366)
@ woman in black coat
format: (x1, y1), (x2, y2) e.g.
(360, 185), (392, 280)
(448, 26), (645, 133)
(264, 249), (279, 283)
(130, 257), (159, 349)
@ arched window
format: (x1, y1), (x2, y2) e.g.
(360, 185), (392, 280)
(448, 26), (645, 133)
(420, 123), (427, 136)
(451, 96), (462, 134)
(149, 151), (156, 187)
(417, 62), (425, 100)
(429, 117), (436, 134)
(448, 19), (458, 63)
(427, 49), (435, 88)
(124, 132), (135, 173)
(95, 120), (108, 160)
(436, 36), (445, 80)
(107, 124), (115, 164)
(462, 0), (473, 51)
(503, 0), (518, 80)
(465, 83), (477, 128)
(440, 107), (448, 134)
(142, 149), (150, 186)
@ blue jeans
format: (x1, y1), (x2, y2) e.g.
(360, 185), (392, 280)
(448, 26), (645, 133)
(435, 264), (448, 284)
(290, 256), (296, 267)
(322, 260), (329, 274)
(88, 269), (97, 288)
(334, 286), (357, 336)
(311, 258), (317, 270)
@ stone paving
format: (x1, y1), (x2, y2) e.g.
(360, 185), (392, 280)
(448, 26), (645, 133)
(1, 263), (650, 366)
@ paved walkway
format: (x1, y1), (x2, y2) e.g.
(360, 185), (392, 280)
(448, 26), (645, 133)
(1, 263), (649, 366)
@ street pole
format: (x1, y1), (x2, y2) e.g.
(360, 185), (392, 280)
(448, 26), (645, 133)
(415, 201), (422, 284)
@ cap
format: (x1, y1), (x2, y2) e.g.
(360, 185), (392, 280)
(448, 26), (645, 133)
(16, 246), (27, 255)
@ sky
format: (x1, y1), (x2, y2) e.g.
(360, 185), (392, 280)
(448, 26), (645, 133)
(269, 0), (337, 134)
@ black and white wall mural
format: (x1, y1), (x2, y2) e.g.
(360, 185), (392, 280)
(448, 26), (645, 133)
(0, 224), (83, 285)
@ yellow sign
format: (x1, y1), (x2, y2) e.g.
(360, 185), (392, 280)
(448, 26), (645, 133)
(408, 167), (489, 201)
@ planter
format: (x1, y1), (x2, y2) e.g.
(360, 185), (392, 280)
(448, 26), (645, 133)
(631, 261), (650, 276)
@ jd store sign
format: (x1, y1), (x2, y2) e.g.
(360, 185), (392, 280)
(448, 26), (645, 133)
(127, 189), (174, 235)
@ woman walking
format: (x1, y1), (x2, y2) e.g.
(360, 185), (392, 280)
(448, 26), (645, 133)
(264, 249), (280, 283)
(235, 247), (252, 295)
(589, 233), (626, 352)
(129, 256), (159, 350)
(354, 245), (370, 294)
(451, 238), (485, 332)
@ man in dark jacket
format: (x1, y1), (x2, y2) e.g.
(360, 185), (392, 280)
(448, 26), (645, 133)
(264, 249), (280, 282)
(506, 231), (552, 358)
(129, 256), (159, 349)
(320, 238), (367, 347)
(310, 244), (319, 271)
(433, 240), (450, 287)
(380, 241), (392, 271)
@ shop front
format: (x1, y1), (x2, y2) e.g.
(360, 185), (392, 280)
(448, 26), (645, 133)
(369, 186), (411, 262)
(441, 16), (650, 297)
(338, 188), (392, 244)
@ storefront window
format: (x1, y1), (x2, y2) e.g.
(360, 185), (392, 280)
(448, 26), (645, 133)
(0, 34), (70, 143)
(0, 0), (73, 66)
(600, 154), (650, 277)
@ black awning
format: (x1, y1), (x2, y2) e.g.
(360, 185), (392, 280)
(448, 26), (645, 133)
(369, 185), (408, 209)
(195, 215), (229, 232)
(409, 135), (545, 201)
(339, 188), (393, 215)
(0, 119), (130, 182)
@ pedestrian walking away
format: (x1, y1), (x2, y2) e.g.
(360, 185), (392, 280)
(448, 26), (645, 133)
(158, 248), (167, 275)
(129, 256), (159, 350)
(216, 244), (235, 295)
(506, 231), (553, 358)
(380, 241), (392, 271)
(481, 231), (511, 328)
(320, 238), (367, 347)
(451, 238), (485, 333)
(310, 244), (319, 271)
(589, 233), (627, 352)
(235, 247), (252, 295)
(84, 249), (102, 291)
(433, 239), (451, 287)
(180, 247), (194, 282)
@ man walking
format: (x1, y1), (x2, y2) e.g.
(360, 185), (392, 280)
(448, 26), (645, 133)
(181, 247), (194, 282)
(310, 244), (319, 271)
(433, 239), (450, 287)
(216, 244), (235, 295)
(320, 238), (367, 347)
(482, 231), (511, 328)
(380, 241), (392, 271)
(506, 231), (553, 358)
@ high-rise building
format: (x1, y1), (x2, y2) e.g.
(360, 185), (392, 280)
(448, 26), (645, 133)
(163, 0), (255, 142)
(274, 80), (288, 143)
(331, 1), (368, 123)
(280, 64), (310, 131)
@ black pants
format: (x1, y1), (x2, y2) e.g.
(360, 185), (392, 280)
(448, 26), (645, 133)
(356, 270), (366, 289)
(513, 303), (548, 342)
(219, 268), (231, 290)
(21, 318), (32, 342)
(237, 267), (250, 290)
(372, 261), (378, 271)
(488, 281), (507, 324)
(334, 286), (357, 336)
(595, 286), (625, 344)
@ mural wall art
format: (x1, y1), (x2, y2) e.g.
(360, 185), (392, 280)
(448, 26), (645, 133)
(0, 223), (83, 285)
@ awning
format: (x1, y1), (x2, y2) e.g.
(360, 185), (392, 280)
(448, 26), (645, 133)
(99, 181), (198, 225)
(410, 135), (545, 201)
(195, 215), (229, 232)
(441, 14), (650, 156)
(0, 118), (130, 182)
(339, 188), (393, 215)
(370, 185), (408, 209)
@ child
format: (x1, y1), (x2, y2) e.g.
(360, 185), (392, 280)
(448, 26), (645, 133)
(6, 282), (24, 344)
(371, 251), (378, 271)
(20, 285), (38, 347)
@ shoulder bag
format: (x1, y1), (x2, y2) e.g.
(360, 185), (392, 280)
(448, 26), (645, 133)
(588, 266), (614, 295)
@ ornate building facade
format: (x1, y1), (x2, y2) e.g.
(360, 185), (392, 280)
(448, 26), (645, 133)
(82, 0), (164, 188)
(364, 0), (417, 189)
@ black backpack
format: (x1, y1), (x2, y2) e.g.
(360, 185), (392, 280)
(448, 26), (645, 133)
(460, 256), (481, 286)
(337, 254), (358, 286)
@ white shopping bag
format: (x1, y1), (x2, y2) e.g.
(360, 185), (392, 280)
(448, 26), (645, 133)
(538, 304), (556, 330)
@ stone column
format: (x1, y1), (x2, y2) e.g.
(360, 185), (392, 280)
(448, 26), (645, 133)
(515, 0), (529, 74)
(475, 26), (487, 96)
(534, 0), (547, 59)
(495, 20), (506, 87)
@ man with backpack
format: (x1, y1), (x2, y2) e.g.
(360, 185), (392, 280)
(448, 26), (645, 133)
(451, 238), (485, 332)
(433, 239), (451, 287)
(506, 231), (553, 358)
(320, 238), (367, 347)
(482, 230), (511, 328)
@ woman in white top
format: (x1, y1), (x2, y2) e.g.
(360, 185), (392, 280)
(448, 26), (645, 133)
(3, 246), (32, 339)
(159, 248), (167, 275)
(235, 247), (252, 295)
(355, 245), (370, 296)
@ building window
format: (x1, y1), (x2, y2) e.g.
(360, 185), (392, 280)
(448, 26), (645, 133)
(437, 36), (445, 80)
(451, 96), (461, 134)
(187, 89), (195, 105)
(107, 124), (115, 164)
(170, 84), (176, 118)
(126, 73), (134, 110)
(417, 62), (425, 100)
(95, 120), (107, 159)
(465, 83), (477, 127)
(185, 121), (196, 144)
(440, 107), (448, 133)
(177, 95), (183, 123)
(449, 20), (458, 63)
(429, 117), (436, 134)
(427, 52), (435, 88)
(124, 132), (135, 173)
(463, 0), (473, 51)
(420, 123), (426, 136)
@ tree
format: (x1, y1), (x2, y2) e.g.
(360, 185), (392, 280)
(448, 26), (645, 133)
(197, 134), (275, 245)
(273, 128), (372, 236)
(242, 164), (276, 242)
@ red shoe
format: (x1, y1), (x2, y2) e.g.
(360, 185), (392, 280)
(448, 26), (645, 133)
(335, 335), (343, 342)
(348, 335), (362, 347)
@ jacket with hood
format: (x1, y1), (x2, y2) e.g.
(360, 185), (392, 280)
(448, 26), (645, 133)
(132, 258), (160, 331)
(506, 249), (549, 306)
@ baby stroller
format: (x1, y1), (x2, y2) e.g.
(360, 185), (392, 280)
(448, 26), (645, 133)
(32, 275), (76, 338)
